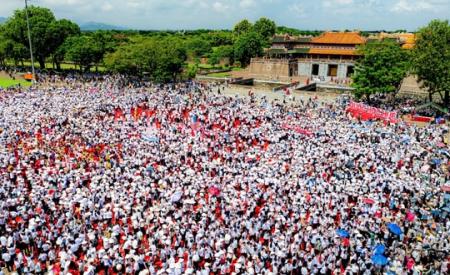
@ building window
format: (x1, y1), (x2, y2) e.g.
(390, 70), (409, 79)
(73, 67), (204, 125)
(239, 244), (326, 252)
(311, 64), (319, 76)
(347, 66), (354, 77)
(328, 64), (338, 77)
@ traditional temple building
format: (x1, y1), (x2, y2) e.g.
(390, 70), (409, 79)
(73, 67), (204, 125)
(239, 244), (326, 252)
(247, 32), (366, 82)
(244, 31), (415, 84)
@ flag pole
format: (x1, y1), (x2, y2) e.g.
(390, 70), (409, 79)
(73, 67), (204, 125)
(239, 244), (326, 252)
(24, 0), (36, 82)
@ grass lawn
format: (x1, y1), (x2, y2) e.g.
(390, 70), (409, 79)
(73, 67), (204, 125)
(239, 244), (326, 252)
(207, 72), (231, 77)
(6, 61), (107, 72)
(0, 77), (32, 88)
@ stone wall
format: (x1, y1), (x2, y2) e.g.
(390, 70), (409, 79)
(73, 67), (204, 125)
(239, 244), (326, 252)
(245, 58), (357, 84)
(398, 75), (428, 97)
(247, 58), (291, 79)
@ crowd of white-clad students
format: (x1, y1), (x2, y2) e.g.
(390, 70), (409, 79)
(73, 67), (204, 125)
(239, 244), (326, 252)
(0, 75), (449, 275)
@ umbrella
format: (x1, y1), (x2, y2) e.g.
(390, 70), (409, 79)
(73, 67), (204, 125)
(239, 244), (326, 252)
(401, 135), (411, 143)
(336, 229), (350, 238)
(171, 191), (183, 203)
(436, 142), (446, 148)
(431, 209), (441, 216)
(431, 159), (442, 165)
(373, 244), (386, 255)
(142, 136), (159, 143)
(387, 223), (402, 236)
(371, 254), (388, 266)
(363, 198), (375, 205)
(208, 186), (221, 197)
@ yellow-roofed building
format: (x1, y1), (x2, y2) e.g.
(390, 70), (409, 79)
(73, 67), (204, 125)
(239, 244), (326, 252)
(248, 31), (414, 82)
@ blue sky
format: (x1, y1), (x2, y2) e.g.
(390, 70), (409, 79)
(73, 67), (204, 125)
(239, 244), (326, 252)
(1, 0), (449, 30)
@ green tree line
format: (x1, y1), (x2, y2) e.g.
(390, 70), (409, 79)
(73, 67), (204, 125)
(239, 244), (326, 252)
(0, 6), (278, 82)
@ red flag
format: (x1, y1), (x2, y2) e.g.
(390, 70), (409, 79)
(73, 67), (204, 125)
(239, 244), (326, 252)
(135, 106), (143, 121)
(114, 108), (125, 121)
(155, 119), (161, 129)
(233, 118), (241, 128)
(36, 131), (43, 143)
(145, 109), (156, 119)
(182, 109), (190, 120)
(263, 141), (269, 151)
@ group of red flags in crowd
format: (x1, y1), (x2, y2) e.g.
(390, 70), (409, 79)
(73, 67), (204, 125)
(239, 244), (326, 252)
(346, 102), (398, 123)
(114, 106), (157, 122)
(281, 123), (313, 137)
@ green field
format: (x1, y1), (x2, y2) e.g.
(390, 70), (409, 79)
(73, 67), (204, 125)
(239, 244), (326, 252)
(207, 72), (232, 77)
(6, 61), (107, 72)
(0, 77), (33, 88)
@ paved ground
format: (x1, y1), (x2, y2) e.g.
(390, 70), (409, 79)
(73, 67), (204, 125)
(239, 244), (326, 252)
(221, 85), (342, 104)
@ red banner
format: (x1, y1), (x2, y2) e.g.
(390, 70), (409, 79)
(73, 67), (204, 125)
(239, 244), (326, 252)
(411, 115), (432, 123)
(282, 123), (313, 136)
(346, 102), (398, 123)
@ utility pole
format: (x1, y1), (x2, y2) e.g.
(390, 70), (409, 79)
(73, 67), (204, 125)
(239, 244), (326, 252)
(24, 0), (36, 82)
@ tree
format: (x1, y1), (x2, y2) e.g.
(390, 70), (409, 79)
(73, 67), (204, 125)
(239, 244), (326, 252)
(48, 19), (80, 69)
(0, 34), (28, 66)
(412, 20), (450, 106)
(63, 36), (102, 72)
(205, 31), (233, 47)
(276, 26), (302, 36)
(105, 43), (145, 75)
(352, 40), (410, 100)
(105, 38), (187, 82)
(208, 45), (234, 66)
(185, 37), (212, 58)
(234, 32), (264, 67)
(89, 31), (120, 71)
(155, 39), (187, 82)
(2, 6), (79, 69)
(253, 17), (276, 40)
(233, 19), (253, 37)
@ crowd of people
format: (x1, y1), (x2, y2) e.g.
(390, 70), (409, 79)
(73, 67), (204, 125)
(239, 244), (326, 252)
(0, 75), (449, 275)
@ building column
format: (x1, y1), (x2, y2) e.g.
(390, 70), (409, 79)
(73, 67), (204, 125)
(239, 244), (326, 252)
(337, 64), (347, 79)
(319, 63), (328, 78)
(298, 62), (311, 77)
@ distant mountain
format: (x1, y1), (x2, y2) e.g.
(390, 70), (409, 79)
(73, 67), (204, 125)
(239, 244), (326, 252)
(0, 17), (6, 24)
(80, 21), (127, 31)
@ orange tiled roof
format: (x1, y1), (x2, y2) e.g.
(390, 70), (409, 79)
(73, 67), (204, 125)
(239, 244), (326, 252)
(397, 33), (415, 43)
(402, 43), (414, 49)
(372, 32), (415, 49)
(311, 32), (366, 45)
(398, 33), (415, 49)
(308, 48), (360, 56)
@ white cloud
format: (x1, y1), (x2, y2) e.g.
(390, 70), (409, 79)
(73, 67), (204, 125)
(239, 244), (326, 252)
(323, 0), (354, 8)
(240, 0), (256, 9)
(101, 2), (113, 12)
(390, 0), (444, 13)
(289, 3), (307, 18)
(212, 1), (229, 13)
(41, 0), (91, 6)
